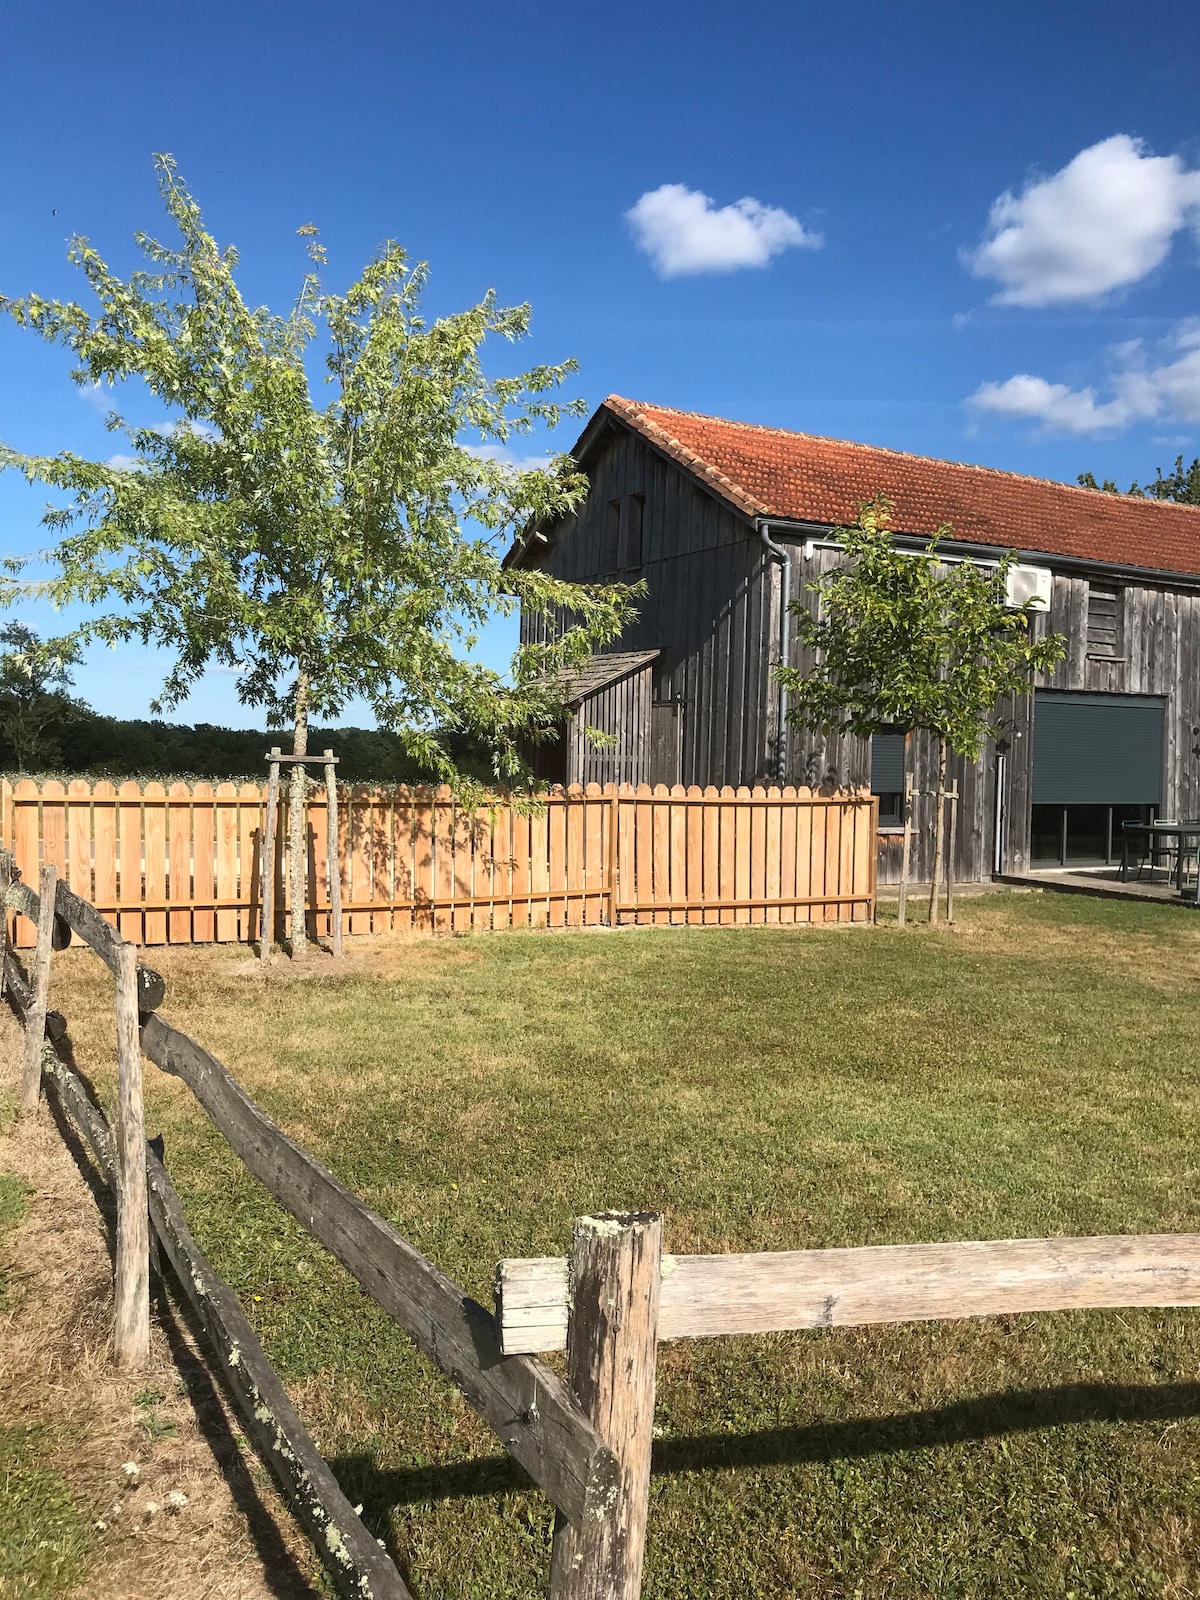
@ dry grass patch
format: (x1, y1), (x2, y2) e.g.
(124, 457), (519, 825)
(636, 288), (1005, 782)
(0, 1010), (322, 1600)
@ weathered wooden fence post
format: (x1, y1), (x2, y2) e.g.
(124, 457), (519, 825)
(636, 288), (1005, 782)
(606, 791), (621, 928)
(260, 749), (281, 962)
(324, 750), (344, 958)
(0, 853), (9, 999)
(19, 862), (58, 1115)
(548, 1211), (662, 1600)
(113, 939), (150, 1367)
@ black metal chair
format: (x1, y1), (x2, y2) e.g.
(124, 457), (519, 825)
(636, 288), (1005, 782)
(1120, 820), (1152, 880)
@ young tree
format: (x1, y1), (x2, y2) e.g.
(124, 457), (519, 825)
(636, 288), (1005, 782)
(777, 497), (1065, 924)
(0, 156), (637, 956)
(0, 623), (84, 770)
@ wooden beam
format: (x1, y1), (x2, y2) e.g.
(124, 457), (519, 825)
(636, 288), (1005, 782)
(19, 863), (57, 1115)
(496, 1233), (1200, 1354)
(266, 753), (340, 765)
(36, 1046), (412, 1600)
(113, 941), (150, 1368)
(139, 1013), (619, 1529)
(548, 1213), (662, 1600)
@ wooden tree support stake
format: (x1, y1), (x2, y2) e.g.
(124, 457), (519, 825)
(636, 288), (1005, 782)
(324, 750), (344, 958)
(260, 749), (281, 961)
(946, 780), (960, 925)
(897, 755), (914, 929)
(113, 940), (150, 1367)
(19, 862), (57, 1115)
(548, 1211), (663, 1600)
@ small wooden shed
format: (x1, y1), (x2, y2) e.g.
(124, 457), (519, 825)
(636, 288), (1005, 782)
(527, 649), (662, 787)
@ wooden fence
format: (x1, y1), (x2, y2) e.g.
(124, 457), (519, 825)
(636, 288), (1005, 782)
(9, 853), (1200, 1596)
(1, 777), (878, 946)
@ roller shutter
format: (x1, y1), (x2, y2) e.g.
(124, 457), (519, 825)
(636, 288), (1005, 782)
(870, 732), (905, 793)
(1032, 691), (1163, 805)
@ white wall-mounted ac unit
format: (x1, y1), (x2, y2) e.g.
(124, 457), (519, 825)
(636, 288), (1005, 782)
(1004, 564), (1052, 611)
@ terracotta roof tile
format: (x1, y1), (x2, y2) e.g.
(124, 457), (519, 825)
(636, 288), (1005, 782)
(602, 395), (1200, 579)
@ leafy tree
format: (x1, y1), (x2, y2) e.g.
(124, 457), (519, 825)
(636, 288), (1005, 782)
(777, 497), (1065, 924)
(0, 624), (85, 770)
(0, 156), (636, 955)
(1078, 456), (1200, 505)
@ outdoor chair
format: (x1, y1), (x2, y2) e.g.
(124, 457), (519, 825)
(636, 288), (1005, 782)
(1120, 820), (1152, 880)
(1148, 819), (1181, 883)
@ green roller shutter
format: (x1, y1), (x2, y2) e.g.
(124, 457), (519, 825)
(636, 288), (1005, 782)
(870, 732), (905, 793)
(1032, 691), (1163, 805)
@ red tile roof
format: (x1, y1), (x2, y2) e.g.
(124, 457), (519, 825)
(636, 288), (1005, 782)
(601, 395), (1200, 579)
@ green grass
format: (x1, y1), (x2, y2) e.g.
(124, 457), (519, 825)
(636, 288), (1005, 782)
(52, 892), (1200, 1597)
(0, 1165), (88, 1597)
(0, 1426), (89, 1599)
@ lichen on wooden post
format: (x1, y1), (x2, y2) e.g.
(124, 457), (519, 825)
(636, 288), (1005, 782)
(548, 1211), (663, 1600)
(113, 940), (150, 1367)
(19, 862), (58, 1115)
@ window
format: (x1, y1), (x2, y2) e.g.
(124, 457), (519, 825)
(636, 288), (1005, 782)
(621, 493), (645, 570)
(604, 499), (622, 574)
(870, 730), (905, 827)
(1086, 583), (1122, 657)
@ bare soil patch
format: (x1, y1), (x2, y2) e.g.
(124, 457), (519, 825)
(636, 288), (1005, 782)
(0, 1006), (322, 1600)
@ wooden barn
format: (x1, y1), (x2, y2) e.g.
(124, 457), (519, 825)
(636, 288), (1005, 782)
(507, 395), (1200, 884)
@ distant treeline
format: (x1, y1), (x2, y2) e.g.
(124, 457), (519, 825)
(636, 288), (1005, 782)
(3, 713), (491, 784)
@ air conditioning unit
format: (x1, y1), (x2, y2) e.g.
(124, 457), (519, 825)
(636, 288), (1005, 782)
(1004, 564), (1052, 611)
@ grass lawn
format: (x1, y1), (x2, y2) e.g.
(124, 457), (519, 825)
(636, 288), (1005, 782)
(46, 890), (1200, 1598)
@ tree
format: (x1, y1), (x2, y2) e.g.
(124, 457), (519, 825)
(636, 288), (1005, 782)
(0, 624), (84, 770)
(1078, 456), (1200, 505)
(0, 156), (637, 956)
(776, 497), (1066, 925)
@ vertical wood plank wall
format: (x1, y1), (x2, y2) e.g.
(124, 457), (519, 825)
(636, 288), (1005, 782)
(1, 778), (877, 946)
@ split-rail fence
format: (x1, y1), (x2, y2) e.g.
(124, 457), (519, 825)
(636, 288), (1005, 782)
(12, 853), (1198, 1595)
(1, 777), (878, 947)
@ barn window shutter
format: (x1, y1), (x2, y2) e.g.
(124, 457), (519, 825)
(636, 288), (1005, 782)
(1086, 583), (1122, 657)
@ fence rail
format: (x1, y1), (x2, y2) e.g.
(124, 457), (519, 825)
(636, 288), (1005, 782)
(4, 853), (616, 1598)
(2, 777), (877, 946)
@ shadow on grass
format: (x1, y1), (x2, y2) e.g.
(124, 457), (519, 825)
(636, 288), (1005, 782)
(333, 1379), (1200, 1511)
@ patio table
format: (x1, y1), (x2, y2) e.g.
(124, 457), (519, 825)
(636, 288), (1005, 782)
(1125, 821), (1200, 893)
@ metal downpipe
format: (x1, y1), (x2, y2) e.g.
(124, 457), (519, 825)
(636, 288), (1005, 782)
(759, 520), (792, 784)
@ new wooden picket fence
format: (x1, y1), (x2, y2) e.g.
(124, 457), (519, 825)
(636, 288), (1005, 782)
(1, 777), (878, 947)
(10, 852), (1200, 1597)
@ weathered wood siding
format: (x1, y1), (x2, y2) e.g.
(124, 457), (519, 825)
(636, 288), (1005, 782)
(519, 424), (778, 789)
(568, 667), (655, 786)
(519, 422), (1200, 885)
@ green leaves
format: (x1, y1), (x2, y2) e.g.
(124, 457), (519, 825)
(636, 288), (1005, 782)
(779, 495), (1066, 760)
(0, 155), (634, 788)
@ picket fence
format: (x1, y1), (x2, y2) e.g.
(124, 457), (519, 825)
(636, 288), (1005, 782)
(0, 777), (878, 947)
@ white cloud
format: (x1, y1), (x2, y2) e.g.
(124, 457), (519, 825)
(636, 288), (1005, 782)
(965, 135), (1200, 306)
(969, 321), (1200, 435)
(625, 183), (821, 278)
(105, 453), (140, 471)
(463, 442), (554, 473)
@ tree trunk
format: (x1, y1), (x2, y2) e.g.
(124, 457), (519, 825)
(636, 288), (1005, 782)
(288, 666), (310, 957)
(927, 738), (948, 927)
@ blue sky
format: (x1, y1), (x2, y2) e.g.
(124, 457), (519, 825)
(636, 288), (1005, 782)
(2, 0), (1198, 726)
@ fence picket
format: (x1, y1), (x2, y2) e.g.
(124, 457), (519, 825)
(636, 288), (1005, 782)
(93, 782), (118, 930)
(143, 784), (168, 945)
(238, 783), (260, 943)
(193, 783), (216, 943)
(167, 783), (192, 944)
